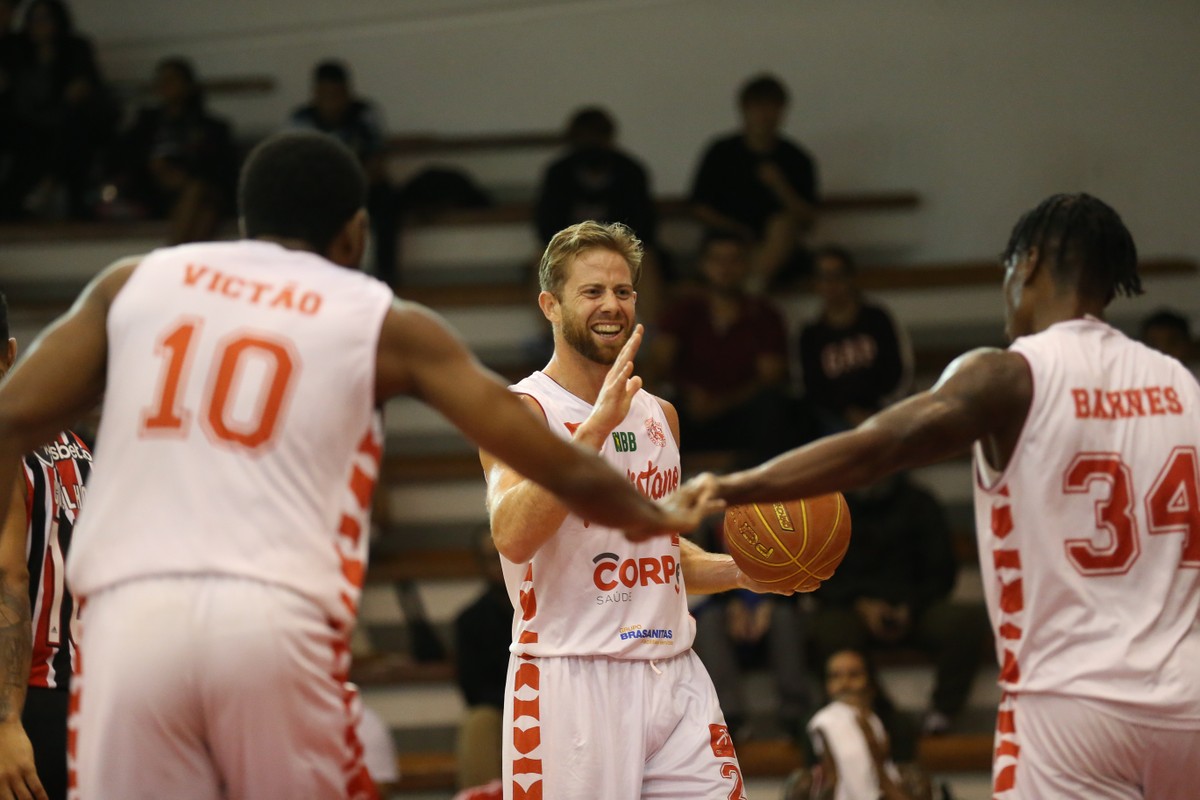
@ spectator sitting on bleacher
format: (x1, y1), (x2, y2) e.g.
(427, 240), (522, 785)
(646, 231), (793, 457)
(1140, 308), (1196, 373)
(799, 245), (913, 431)
(103, 57), (237, 244)
(690, 516), (811, 744)
(535, 106), (666, 319)
(0, 0), (22, 181)
(452, 531), (511, 790)
(289, 59), (398, 285)
(810, 472), (989, 736)
(784, 648), (932, 800)
(690, 73), (817, 291)
(1, 0), (116, 220)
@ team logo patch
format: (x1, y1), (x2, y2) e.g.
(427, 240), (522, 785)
(644, 417), (666, 447)
(709, 724), (736, 758)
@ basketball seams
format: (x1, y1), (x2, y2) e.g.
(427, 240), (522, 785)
(724, 495), (851, 585)
(726, 505), (816, 584)
(748, 502), (825, 583)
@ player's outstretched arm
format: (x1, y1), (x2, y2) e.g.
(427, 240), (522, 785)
(0, 478), (47, 800)
(375, 303), (714, 555)
(714, 348), (1031, 505)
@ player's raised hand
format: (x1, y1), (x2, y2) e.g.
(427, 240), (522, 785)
(0, 721), (48, 800)
(585, 324), (644, 436)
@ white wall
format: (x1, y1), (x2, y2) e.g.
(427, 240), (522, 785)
(69, 0), (1200, 265)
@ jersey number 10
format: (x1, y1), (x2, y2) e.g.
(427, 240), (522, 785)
(1064, 448), (1200, 575)
(140, 319), (297, 451)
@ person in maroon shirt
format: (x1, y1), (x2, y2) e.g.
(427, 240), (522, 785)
(648, 233), (792, 456)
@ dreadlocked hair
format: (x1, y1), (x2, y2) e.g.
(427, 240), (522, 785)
(1001, 193), (1142, 304)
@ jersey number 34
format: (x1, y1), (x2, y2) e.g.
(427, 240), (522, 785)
(1064, 448), (1200, 574)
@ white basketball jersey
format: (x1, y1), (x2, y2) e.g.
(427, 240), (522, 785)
(500, 371), (694, 658)
(973, 317), (1200, 726)
(68, 240), (394, 628)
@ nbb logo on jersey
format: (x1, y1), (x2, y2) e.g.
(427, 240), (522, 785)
(592, 551), (680, 604)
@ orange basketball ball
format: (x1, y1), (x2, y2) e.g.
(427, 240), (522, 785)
(723, 493), (852, 590)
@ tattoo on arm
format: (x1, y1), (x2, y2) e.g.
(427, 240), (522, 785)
(0, 569), (31, 721)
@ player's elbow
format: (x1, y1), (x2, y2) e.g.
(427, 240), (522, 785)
(491, 527), (535, 565)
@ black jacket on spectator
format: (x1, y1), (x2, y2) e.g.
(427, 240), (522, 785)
(817, 475), (957, 612)
(290, 99), (384, 163)
(535, 146), (657, 246)
(690, 133), (817, 236)
(453, 584), (512, 710)
(799, 303), (910, 418)
(111, 104), (237, 215)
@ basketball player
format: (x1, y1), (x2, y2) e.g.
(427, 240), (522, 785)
(481, 221), (808, 800)
(0, 132), (716, 799)
(0, 292), (92, 800)
(707, 194), (1200, 798)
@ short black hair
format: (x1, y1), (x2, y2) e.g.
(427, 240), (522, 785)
(0, 290), (8, 342)
(813, 244), (856, 275)
(313, 59), (349, 85)
(565, 107), (616, 146)
(1001, 193), (1141, 304)
(156, 56), (197, 87)
(1140, 308), (1191, 339)
(238, 131), (366, 254)
(739, 74), (788, 107)
(23, 0), (74, 38)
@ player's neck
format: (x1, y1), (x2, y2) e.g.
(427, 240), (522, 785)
(542, 346), (608, 405)
(1031, 295), (1105, 334)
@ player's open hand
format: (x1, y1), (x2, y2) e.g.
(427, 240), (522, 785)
(0, 721), (48, 800)
(625, 472), (725, 542)
(585, 324), (644, 437)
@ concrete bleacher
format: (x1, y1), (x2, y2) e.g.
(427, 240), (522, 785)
(4, 131), (1199, 799)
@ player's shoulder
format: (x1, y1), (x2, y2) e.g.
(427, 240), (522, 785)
(645, 391), (677, 419)
(935, 347), (1031, 404)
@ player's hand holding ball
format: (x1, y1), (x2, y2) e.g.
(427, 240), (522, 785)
(724, 493), (852, 594)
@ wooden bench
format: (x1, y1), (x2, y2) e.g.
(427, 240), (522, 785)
(407, 190), (921, 229)
(391, 732), (993, 793)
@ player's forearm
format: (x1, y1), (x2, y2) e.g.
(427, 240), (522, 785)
(679, 538), (741, 595)
(0, 569), (31, 725)
(716, 425), (896, 505)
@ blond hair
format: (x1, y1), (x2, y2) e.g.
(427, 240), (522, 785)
(538, 221), (643, 298)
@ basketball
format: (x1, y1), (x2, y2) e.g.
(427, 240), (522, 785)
(723, 493), (852, 589)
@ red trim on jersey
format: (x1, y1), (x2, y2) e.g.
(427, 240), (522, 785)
(1000, 649), (1021, 684)
(357, 429), (383, 462)
(511, 659), (543, 800)
(993, 549), (1021, 569)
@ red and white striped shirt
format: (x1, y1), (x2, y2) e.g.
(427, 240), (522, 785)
(22, 431), (92, 690)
